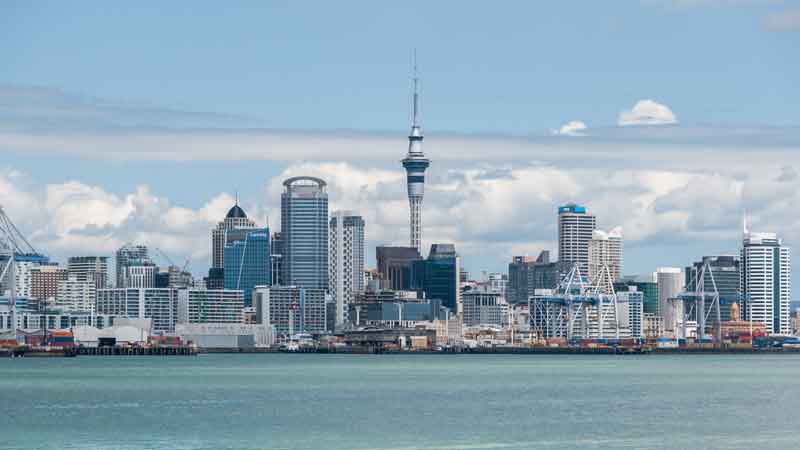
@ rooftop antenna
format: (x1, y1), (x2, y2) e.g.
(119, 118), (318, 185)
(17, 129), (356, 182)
(235, 190), (239, 206)
(412, 48), (420, 128)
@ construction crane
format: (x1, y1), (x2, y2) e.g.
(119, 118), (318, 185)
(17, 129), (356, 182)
(155, 247), (191, 273)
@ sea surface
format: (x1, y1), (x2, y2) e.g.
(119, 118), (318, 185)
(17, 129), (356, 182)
(1, 353), (799, 450)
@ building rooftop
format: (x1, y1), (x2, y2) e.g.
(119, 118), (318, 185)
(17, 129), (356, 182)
(226, 204), (248, 219)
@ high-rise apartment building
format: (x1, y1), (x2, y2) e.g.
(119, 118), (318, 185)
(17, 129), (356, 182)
(55, 274), (96, 313)
(588, 229), (623, 293)
(123, 265), (156, 289)
(30, 266), (68, 303)
(115, 244), (151, 288)
(329, 212), (365, 328)
(741, 230), (791, 335)
(657, 267), (684, 333)
(67, 256), (109, 289)
(223, 228), (270, 307)
(97, 288), (180, 333)
(557, 203), (596, 277)
(13, 254), (51, 298)
(281, 177), (328, 290)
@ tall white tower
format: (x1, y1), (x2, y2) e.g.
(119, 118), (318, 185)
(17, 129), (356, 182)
(402, 58), (430, 253)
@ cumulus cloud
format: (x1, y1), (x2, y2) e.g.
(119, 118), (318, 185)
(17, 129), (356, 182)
(552, 121), (588, 136)
(766, 10), (800, 32)
(6, 156), (800, 282)
(618, 100), (678, 126)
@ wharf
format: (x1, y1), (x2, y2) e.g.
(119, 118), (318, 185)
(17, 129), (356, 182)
(76, 346), (197, 356)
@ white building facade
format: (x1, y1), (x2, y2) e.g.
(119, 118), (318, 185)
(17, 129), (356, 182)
(741, 231), (791, 335)
(329, 211), (365, 328)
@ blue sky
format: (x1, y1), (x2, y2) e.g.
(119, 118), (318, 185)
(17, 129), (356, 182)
(1, 1), (800, 282)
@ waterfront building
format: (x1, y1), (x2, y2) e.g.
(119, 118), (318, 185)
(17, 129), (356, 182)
(462, 291), (507, 327)
(376, 246), (422, 290)
(588, 228), (623, 293)
(67, 256), (109, 289)
(253, 286), (327, 335)
(401, 63), (430, 253)
(329, 212), (365, 328)
(352, 298), (449, 328)
(411, 244), (461, 314)
(507, 251), (564, 304)
(685, 255), (740, 322)
(741, 229), (791, 335)
(557, 203), (596, 276)
(96, 288), (179, 333)
(616, 287), (644, 338)
(177, 289), (245, 324)
(212, 200), (258, 270)
(614, 273), (659, 315)
(657, 267), (684, 334)
(30, 265), (68, 303)
(55, 274), (96, 313)
(281, 176), (329, 290)
(223, 228), (270, 306)
(115, 244), (150, 287)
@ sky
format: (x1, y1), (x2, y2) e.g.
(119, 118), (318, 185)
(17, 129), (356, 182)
(1, 1), (800, 286)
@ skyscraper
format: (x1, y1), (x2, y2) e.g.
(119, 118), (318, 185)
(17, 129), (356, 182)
(507, 251), (564, 304)
(411, 244), (461, 314)
(115, 244), (150, 288)
(588, 229), (623, 293)
(212, 199), (257, 270)
(557, 203), (596, 277)
(401, 61), (430, 253)
(657, 267), (684, 334)
(223, 227), (270, 306)
(741, 229), (791, 335)
(329, 211), (365, 328)
(685, 255), (739, 322)
(281, 176), (329, 290)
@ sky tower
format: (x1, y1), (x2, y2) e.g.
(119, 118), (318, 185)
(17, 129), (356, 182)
(402, 58), (430, 253)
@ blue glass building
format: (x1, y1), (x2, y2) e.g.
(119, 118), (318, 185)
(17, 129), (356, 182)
(411, 244), (460, 313)
(223, 228), (270, 307)
(281, 177), (328, 290)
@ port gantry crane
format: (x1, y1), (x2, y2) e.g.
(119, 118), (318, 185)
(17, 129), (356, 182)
(669, 259), (723, 345)
(530, 263), (634, 341)
(0, 205), (41, 336)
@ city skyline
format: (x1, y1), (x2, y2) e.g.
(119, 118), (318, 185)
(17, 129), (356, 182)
(2, 1), (800, 289)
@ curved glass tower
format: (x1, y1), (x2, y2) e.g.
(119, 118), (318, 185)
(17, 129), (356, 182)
(402, 64), (430, 253)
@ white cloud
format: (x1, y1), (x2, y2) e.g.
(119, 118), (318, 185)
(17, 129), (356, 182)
(618, 99), (678, 126)
(766, 10), (800, 32)
(552, 120), (588, 136)
(4, 159), (800, 282)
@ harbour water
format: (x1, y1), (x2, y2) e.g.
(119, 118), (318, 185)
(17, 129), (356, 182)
(2, 353), (799, 450)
